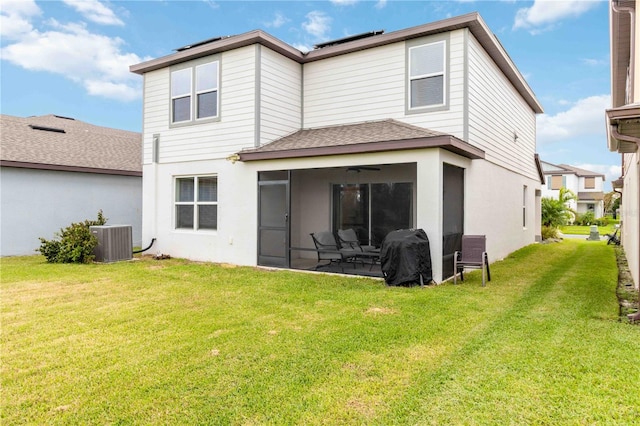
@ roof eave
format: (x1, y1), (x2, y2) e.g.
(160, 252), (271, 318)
(237, 136), (485, 162)
(0, 160), (142, 177)
(130, 30), (305, 74)
(129, 13), (543, 114)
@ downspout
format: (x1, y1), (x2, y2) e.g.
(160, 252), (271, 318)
(612, 0), (636, 102)
(610, 123), (640, 146)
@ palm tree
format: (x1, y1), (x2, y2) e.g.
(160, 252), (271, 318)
(541, 188), (577, 230)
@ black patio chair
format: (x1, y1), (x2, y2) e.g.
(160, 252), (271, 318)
(337, 228), (378, 252)
(453, 235), (491, 286)
(310, 232), (358, 272)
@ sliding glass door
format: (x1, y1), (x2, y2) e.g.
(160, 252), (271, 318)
(332, 182), (412, 246)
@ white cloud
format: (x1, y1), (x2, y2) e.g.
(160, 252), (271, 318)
(514, 0), (600, 33)
(0, 0), (41, 40)
(264, 12), (288, 29)
(0, 11), (149, 102)
(537, 95), (610, 144)
(330, 0), (358, 5)
(375, 0), (387, 9)
(291, 43), (312, 53)
(62, 0), (124, 26)
(576, 163), (622, 184)
(302, 10), (331, 39)
(84, 79), (139, 101)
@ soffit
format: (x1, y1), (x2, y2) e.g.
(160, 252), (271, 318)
(611, 0), (634, 108)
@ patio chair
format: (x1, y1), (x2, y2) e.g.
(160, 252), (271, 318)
(310, 232), (358, 272)
(453, 235), (491, 286)
(337, 228), (381, 270)
(337, 229), (378, 252)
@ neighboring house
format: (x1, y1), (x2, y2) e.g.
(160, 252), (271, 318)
(130, 12), (544, 283)
(606, 0), (640, 291)
(0, 114), (143, 256)
(540, 161), (606, 219)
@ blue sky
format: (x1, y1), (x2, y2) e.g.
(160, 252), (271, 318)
(1, 0), (618, 187)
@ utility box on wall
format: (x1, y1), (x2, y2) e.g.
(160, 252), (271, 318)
(90, 225), (132, 263)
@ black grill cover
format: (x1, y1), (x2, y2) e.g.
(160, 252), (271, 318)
(380, 229), (432, 286)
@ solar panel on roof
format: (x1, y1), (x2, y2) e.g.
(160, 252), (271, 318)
(28, 124), (66, 133)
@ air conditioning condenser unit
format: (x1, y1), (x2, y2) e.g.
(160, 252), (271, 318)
(90, 225), (132, 263)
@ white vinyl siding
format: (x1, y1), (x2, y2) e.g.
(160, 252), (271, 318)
(303, 44), (405, 128)
(303, 32), (465, 136)
(141, 46), (257, 164)
(259, 48), (302, 146)
(467, 32), (538, 181)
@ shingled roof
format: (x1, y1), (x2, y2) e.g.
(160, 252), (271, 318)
(0, 114), (141, 176)
(237, 119), (484, 161)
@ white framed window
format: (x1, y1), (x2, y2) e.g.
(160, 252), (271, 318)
(171, 59), (219, 125)
(408, 40), (446, 109)
(171, 68), (192, 123)
(175, 176), (218, 230)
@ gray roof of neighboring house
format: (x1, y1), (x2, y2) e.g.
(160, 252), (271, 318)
(130, 12), (543, 114)
(0, 114), (141, 176)
(237, 119), (485, 161)
(540, 160), (605, 180)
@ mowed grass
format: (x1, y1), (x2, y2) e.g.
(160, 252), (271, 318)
(560, 224), (617, 236)
(2, 240), (639, 424)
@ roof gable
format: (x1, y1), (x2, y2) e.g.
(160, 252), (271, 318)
(0, 114), (142, 176)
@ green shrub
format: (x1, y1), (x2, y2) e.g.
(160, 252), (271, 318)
(541, 225), (559, 240)
(574, 211), (595, 226)
(38, 211), (108, 263)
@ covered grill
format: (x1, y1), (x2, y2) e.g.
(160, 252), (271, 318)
(380, 229), (432, 286)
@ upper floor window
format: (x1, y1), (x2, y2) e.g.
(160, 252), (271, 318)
(408, 40), (446, 109)
(171, 59), (219, 125)
(584, 177), (595, 189)
(550, 175), (563, 190)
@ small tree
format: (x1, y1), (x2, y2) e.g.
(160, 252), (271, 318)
(541, 188), (576, 239)
(38, 211), (108, 263)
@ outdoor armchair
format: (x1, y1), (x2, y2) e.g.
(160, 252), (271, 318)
(453, 235), (491, 286)
(310, 231), (358, 272)
(337, 228), (378, 252)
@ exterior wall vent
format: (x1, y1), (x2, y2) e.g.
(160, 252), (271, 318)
(90, 225), (132, 263)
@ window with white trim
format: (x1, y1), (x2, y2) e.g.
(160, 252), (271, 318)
(171, 60), (219, 124)
(408, 41), (446, 109)
(175, 176), (218, 230)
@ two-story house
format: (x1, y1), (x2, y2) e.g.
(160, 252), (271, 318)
(130, 12), (544, 283)
(540, 161), (606, 219)
(606, 0), (639, 292)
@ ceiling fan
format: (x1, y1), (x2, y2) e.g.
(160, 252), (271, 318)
(346, 166), (381, 173)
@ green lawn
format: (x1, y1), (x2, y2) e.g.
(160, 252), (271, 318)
(560, 223), (618, 236)
(2, 240), (639, 424)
